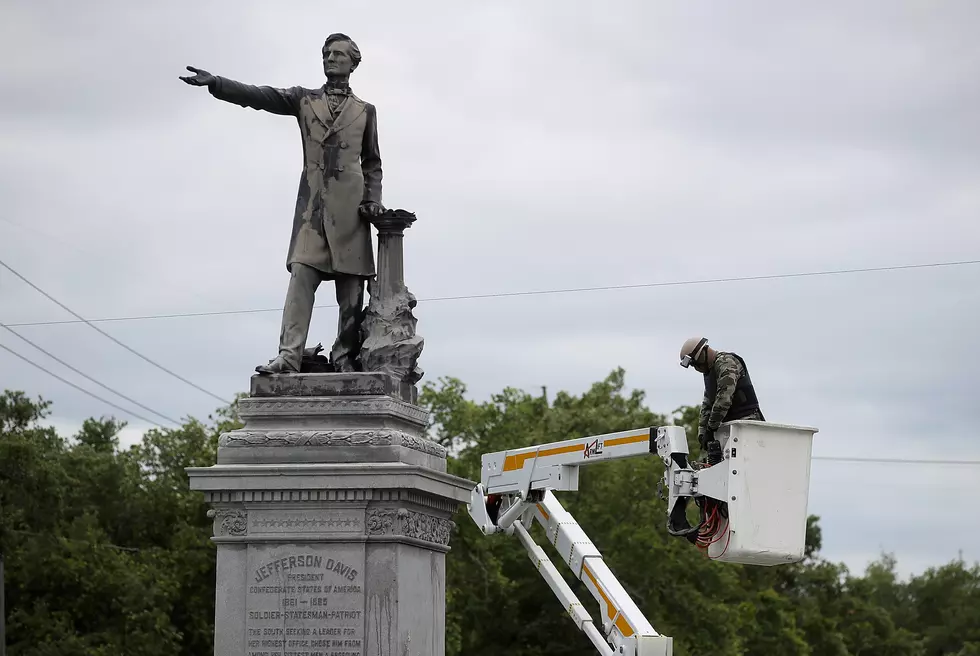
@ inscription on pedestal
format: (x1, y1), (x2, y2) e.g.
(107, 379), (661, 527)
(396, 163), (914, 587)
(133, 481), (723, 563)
(246, 545), (365, 656)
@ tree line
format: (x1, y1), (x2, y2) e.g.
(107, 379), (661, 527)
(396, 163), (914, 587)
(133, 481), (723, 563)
(1, 368), (977, 655)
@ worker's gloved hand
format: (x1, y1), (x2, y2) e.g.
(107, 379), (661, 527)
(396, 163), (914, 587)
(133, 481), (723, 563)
(698, 428), (714, 451)
(704, 439), (723, 466)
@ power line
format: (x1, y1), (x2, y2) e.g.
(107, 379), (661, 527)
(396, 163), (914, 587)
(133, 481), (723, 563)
(0, 342), (163, 427)
(5, 258), (979, 328)
(0, 323), (180, 426)
(0, 334), (976, 471)
(0, 259), (231, 405)
(812, 455), (980, 466)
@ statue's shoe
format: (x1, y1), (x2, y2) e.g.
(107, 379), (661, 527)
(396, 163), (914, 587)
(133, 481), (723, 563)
(254, 355), (299, 375)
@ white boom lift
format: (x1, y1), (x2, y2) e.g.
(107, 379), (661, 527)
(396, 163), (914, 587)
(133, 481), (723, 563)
(466, 419), (818, 656)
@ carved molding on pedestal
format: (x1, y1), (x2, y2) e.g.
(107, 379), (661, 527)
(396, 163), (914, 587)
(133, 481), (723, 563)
(217, 428), (447, 458)
(398, 434), (446, 458)
(250, 515), (362, 532)
(205, 505), (456, 545)
(202, 489), (463, 515)
(219, 429), (389, 448)
(208, 508), (248, 537)
(366, 508), (455, 546)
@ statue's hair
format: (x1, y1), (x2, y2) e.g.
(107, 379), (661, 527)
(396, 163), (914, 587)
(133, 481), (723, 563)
(323, 33), (362, 70)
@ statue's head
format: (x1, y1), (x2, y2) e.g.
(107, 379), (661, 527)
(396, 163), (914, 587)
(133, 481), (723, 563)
(322, 33), (361, 80)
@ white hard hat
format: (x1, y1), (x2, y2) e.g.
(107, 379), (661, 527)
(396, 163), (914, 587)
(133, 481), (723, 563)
(679, 336), (708, 368)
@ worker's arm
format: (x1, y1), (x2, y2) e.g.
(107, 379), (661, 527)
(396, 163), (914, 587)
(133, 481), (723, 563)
(698, 391), (711, 444)
(706, 354), (744, 431)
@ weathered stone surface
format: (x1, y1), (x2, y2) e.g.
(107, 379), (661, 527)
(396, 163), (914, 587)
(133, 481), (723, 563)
(237, 395), (429, 426)
(245, 543), (367, 650)
(216, 429), (448, 469)
(190, 368), (473, 656)
(221, 373), (442, 468)
(359, 286), (425, 385)
(188, 463), (473, 656)
(250, 371), (416, 404)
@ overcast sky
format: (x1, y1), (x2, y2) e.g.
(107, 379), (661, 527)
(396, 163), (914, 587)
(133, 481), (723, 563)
(2, 1), (978, 580)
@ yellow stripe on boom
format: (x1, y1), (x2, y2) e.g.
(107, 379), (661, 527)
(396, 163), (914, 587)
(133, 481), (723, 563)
(502, 429), (651, 472)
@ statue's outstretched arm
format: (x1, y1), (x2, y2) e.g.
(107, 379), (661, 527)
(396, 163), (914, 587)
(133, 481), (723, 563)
(180, 65), (300, 116)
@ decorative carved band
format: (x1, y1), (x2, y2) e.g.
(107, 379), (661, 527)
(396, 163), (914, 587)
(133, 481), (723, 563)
(251, 516), (361, 531)
(238, 396), (429, 425)
(371, 489), (461, 514)
(205, 489), (372, 504)
(207, 508), (248, 537)
(217, 428), (447, 457)
(366, 508), (455, 546)
(206, 506), (454, 544)
(220, 429), (389, 447)
(398, 434), (447, 457)
(204, 489), (464, 514)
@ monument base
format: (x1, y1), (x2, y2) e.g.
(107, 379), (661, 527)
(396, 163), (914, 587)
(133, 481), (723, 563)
(187, 373), (473, 656)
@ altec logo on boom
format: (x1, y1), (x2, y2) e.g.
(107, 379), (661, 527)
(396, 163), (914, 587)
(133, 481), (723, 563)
(583, 439), (603, 459)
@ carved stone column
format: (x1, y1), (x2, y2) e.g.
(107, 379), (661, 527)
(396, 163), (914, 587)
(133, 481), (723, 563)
(359, 209), (424, 385)
(187, 372), (474, 656)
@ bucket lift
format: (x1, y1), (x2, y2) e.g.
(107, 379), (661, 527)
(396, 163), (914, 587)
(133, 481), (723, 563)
(466, 420), (817, 656)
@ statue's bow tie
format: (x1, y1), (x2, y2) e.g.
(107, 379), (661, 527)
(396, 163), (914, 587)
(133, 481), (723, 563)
(325, 87), (350, 96)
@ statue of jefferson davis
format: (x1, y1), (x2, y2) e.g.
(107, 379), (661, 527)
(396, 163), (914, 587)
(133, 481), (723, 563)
(180, 33), (383, 374)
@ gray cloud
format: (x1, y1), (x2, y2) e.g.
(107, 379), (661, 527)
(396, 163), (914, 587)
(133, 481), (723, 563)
(1, 0), (978, 577)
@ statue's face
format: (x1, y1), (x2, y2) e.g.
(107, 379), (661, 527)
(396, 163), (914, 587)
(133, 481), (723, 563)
(323, 41), (354, 78)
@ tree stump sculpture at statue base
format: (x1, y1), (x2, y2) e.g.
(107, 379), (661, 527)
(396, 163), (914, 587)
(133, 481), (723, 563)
(359, 209), (424, 385)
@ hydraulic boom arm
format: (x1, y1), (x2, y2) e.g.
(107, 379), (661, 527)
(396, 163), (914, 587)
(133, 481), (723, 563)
(467, 426), (686, 655)
(466, 420), (817, 655)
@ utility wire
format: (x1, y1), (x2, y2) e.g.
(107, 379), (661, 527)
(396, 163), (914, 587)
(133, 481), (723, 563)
(0, 259), (231, 405)
(0, 342), (163, 427)
(0, 323), (180, 426)
(5, 256), (980, 465)
(4, 258), (979, 328)
(0, 332), (977, 475)
(812, 456), (980, 466)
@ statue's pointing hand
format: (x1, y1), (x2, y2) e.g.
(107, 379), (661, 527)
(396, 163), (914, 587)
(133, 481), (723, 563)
(179, 66), (215, 86)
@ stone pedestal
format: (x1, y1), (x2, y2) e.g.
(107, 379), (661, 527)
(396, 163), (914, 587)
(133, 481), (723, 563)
(187, 372), (474, 656)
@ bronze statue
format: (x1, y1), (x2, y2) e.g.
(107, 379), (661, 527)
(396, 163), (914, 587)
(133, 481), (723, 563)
(180, 33), (383, 374)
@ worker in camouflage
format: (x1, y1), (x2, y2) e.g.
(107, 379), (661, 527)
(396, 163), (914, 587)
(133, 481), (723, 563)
(679, 336), (765, 460)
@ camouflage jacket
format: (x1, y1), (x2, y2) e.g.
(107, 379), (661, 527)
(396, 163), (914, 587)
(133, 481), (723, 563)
(699, 352), (747, 434)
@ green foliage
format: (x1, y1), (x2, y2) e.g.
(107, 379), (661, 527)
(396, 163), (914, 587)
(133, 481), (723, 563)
(1, 372), (978, 655)
(0, 390), (245, 655)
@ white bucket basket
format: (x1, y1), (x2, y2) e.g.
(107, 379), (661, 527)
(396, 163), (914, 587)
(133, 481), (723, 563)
(706, 420), (817, 565)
